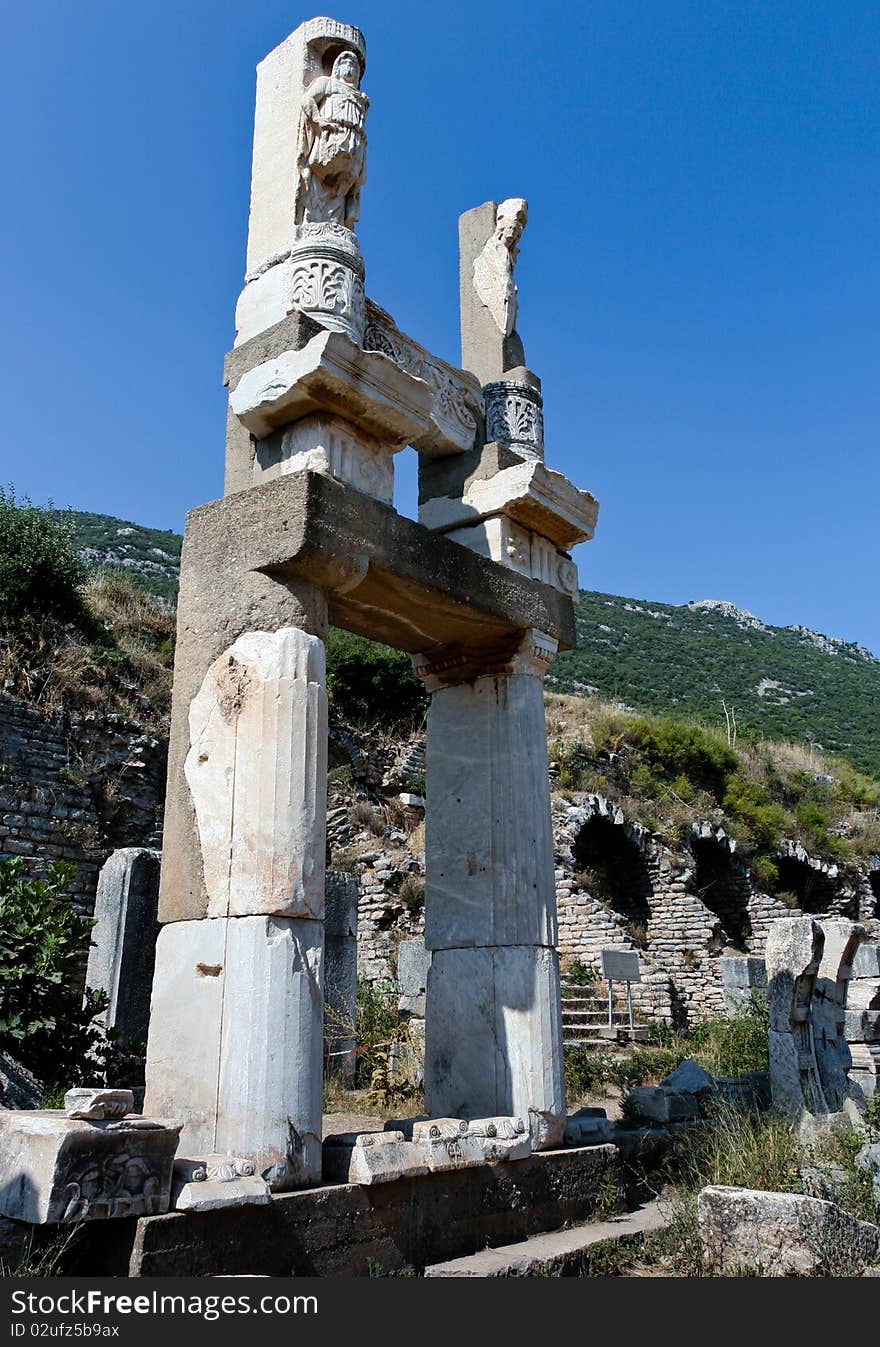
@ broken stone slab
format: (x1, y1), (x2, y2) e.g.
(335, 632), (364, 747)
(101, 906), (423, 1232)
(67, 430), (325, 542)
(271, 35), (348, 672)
(659, 1059), (715, 1099)
(322, 1131), (429, 1185)
(626, 1087), (699, 1123)
(65, 1089), (134, 1122)
(229, 329), (433, 445)
(467, 1117), (531, 1163)
(713, 1071), (772, 1112)
(86, 848), (161, 1049)
(324, 871), (358, 1081)
(0, 1111), (181, 1225)
(697, 1184), (880, 1276)
(418, 1134), (486, 1174)
(172, 1155), (271, 1212)
(0, 1052), (44, 1111)
(419, 457), (598, 553)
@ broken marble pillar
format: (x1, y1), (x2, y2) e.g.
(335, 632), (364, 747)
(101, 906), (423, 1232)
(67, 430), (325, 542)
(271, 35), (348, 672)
(564, 1108), (614, 1146)
(235, 18), (369, 346)
(417, 631), (565, 1150)
(171, 1155), (271, 1212)
(144, 913), (323, 1190)
(720, 955), (767, 1015)
(0, 1110), (181, 1224)
(184, 626), (327, 921)
(324, 870), (358, 1081)
(85, 848), (161, 1048)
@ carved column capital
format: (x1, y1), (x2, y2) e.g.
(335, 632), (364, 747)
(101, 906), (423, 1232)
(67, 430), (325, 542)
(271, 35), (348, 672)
(411, 629), (557, 692)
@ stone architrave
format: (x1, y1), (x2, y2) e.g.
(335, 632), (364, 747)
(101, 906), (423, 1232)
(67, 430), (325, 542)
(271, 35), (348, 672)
(236, 19), (369, 346)
(85, 848), (161, 1048)
(0, 1111), (181, 1225)
(415, 630), (565, 1149)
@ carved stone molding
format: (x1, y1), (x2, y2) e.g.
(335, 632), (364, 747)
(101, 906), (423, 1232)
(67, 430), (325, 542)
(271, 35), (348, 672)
(412, 629), (557, 691)
(364, 303), (482, 455)
(484, 378), (544, 459)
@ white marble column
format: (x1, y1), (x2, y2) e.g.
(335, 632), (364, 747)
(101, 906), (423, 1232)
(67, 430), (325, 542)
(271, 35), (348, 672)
(145, 626), (327, 1188)
(414, 631), (565, 1149)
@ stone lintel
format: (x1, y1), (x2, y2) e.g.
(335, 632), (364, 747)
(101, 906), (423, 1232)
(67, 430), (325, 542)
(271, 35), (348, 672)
(229, 329), (433, 444)
(420, 457), (599, 552)
(182, 472), (576, 655)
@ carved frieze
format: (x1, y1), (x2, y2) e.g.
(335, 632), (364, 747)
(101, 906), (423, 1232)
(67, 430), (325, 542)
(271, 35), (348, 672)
(364, 304), (482, 455)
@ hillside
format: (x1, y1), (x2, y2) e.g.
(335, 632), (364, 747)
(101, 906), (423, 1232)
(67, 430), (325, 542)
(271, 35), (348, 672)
(63, 512), (181, 602)
(550, 594), (880, 779)
(66, 513), (880, 778)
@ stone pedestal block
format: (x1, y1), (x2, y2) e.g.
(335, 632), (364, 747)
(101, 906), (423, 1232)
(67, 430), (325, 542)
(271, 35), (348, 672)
(144, 914), (323, 1190)
(424, 945), (565, 1150)
(86, 848), (161, 1048)
(0, 1112), (181, 1225)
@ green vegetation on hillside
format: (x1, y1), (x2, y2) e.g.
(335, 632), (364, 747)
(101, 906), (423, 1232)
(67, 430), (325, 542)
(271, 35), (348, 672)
(547, 693), (880, 879)
(0, 496), (175, 729)
(63, 510), (181, 602)
(550, 592), (880, 778)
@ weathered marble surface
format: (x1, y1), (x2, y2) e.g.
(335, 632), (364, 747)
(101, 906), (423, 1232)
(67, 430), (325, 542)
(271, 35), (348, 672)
(86, 849), (160, 1048)
(184, 627), (327, 921)
(0, 1111), (181, 1225)
(144, 914), (324, 1189)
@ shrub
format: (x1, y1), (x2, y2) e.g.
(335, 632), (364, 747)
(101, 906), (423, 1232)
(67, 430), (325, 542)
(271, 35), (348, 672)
(722, 774), (787, 850)
(691, 993), (769, 1077)
(0, 859), (108, 1087)
(0, 489), (90, 633)
(601, 716), (738, 802)
(325, 629), (427, 731)
(566, 957), (597, 986)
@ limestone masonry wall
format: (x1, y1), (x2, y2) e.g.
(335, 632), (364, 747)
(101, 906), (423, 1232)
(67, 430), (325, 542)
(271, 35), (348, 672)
(0, 696), (167, 925)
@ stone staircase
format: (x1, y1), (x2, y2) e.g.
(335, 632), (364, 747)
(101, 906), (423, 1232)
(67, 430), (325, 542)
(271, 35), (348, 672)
(560, 980), (650, 1047)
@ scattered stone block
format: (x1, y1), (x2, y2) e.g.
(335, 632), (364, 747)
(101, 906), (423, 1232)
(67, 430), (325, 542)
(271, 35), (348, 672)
(65, 1089), (134, 1122)
(713, 1071), (771, 1112)
(697, 1184), (880, 1276)
(564, 1108), (613, 1145)
(324, 871), (358, 1081)
(0, 1111), (181, 1224)
(660, 1059), (715, 1099)
(627, 1087), (699, 1123)
(172, 1155), (271, 1212)
(322, 1131), (428, 1185)
(857, 1143), (880, 1205)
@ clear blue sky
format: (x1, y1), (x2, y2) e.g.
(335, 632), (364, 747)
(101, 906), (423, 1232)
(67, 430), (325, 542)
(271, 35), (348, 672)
(2, 2), (878, 651)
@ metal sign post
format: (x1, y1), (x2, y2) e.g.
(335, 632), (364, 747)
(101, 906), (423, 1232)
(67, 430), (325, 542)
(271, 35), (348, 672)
(600, 948), (642, 1035)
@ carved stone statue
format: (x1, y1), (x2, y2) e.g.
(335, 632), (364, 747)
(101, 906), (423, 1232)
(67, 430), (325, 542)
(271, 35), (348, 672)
(298, 49), (368, 229)
(472, 198), (528, 336)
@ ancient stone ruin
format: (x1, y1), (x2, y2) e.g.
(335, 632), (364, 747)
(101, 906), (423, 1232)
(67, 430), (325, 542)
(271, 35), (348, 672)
(133, 15), (597, 1192)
